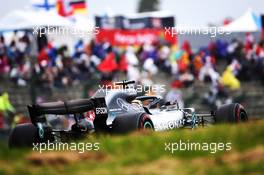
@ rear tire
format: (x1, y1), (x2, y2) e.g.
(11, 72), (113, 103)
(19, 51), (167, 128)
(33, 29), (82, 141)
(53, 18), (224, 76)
(9, 123), (41, 148)
(215, 103), (248, 123)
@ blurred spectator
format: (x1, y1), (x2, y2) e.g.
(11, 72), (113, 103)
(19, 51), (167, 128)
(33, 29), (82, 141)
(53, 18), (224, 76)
(199, 56), (219, 83)
(0, 91), (15, 128)
(165, 81), (184, 108)
(125, 46), (141, 83)
(221, 60), (241, 90)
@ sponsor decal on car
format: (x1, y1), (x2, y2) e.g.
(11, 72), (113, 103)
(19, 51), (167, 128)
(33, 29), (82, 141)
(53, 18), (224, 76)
(95, 107), (107, 115)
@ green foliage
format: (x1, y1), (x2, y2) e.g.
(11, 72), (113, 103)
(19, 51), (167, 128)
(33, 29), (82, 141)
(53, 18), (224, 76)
(0, 121), (263, 175)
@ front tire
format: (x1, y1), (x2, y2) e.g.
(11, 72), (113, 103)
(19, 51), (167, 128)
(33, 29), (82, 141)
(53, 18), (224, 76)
(138, 114), (154, 130)
(112, 113), (154, 133)
(215, 103), (248, 123)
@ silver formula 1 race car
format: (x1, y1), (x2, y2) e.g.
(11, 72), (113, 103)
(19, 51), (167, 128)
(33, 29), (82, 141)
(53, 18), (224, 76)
(9, 80), (248, 147)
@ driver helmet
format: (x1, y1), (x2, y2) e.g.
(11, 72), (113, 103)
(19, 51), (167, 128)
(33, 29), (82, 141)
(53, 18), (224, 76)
(131, 99), (143, 108)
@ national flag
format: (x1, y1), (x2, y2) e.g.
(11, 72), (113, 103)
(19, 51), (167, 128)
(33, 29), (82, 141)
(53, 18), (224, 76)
(32, 0), (56, 11)
(69, 0), (87, 14)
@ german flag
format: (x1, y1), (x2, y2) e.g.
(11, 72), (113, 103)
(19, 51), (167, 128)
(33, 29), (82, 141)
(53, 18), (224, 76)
(70, 0), (87, 14)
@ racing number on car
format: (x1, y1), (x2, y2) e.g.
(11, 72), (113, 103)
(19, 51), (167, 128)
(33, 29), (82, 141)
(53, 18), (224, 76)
(95, 107), (107, 115)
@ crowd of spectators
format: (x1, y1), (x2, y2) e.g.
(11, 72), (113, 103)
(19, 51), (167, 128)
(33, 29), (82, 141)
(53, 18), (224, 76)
(0, 31), (263, 98)
(0, 32), (263, 89)
(0, 31), (264, 129)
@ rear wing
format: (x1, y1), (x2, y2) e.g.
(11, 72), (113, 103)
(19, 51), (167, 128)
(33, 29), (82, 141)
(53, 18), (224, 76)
(28, 97), (109, 131)
(28, 98), (95, 124)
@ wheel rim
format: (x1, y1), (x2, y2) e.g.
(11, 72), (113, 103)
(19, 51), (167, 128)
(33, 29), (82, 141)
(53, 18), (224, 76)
(240, 111), (248, 121)
(143, 121), (153, 129)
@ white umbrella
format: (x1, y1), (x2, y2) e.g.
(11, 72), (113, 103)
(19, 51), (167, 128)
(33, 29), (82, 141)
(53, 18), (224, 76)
(0, 9), (72, 31)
